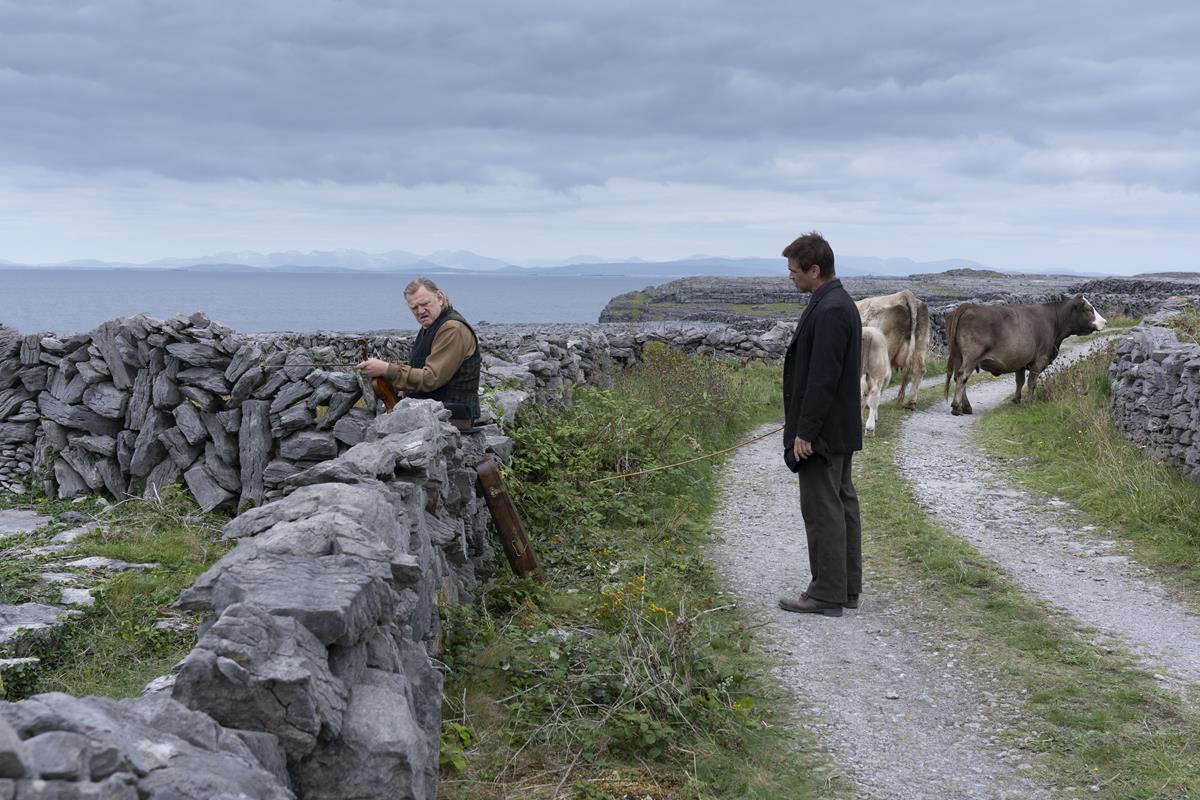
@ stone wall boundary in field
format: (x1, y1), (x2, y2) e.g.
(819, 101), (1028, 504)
(0, 316), (794, 500)
(0, 313), (797, 799)
(1108, 302), (1200, 482)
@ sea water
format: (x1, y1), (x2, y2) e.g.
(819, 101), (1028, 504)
(0, 270), (665, 334)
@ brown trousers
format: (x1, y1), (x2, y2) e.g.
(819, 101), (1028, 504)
(797, 452), (862, 604)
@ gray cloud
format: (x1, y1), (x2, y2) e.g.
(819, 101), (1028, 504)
(1, 0), (1199, 268)
(3, 1), (1197, 185)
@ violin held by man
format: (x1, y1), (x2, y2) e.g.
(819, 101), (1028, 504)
(355, 277), (482, 426)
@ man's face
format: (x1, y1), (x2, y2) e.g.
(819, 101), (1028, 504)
(788, 258), (821, 293)
(406, 286), (444, 328)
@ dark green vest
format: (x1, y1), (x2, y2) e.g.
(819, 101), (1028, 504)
(409, 308), (481, 421)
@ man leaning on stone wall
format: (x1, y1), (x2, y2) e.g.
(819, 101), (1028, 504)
(356, 277), (482, 426)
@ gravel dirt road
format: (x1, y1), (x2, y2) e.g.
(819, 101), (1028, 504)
(708, 339), (1198, 799)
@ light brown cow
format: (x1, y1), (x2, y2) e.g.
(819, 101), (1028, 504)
(860, 325), (892, 437)
(855, 290), (930, 409)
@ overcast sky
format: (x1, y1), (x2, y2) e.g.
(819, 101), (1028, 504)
(2, 1), (1198, 273)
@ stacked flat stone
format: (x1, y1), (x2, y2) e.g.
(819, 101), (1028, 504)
(0, 324), (39, 495)
(1069, 278), (1200, 322)
(0, 314), (413, 509)
(260, 321), (790, 390)
(169, 401), (494, 799)
(237, 322), (789, 446)
(1109, 304), (1200, 481)
(0, 316), (805, 506)
(1, 403), (499, 799)
(0, 691), (292, 799)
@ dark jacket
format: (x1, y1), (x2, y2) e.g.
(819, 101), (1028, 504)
(783, 278), (863, 468)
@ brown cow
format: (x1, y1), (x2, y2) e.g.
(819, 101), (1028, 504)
(855, 290), (930, 409)
(944, 294), (1106, 415)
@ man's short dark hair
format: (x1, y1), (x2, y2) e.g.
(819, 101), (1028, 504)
(782, 231), (835, 278)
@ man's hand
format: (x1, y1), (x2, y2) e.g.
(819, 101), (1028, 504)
(356, 357), (389, 378)
(793, 436), (813, 461)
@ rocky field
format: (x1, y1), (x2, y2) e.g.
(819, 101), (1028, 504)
(600, 269), (1200, 350)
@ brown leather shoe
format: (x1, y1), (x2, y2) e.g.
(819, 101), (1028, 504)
(778, 595), (843, 617)
(799, 591), (859, 609)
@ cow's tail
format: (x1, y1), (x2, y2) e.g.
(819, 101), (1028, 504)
(902, 290), (923, 370)
(944, 304), (964, 400)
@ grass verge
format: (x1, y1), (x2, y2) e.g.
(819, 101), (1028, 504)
(856, 382), (1200, 799)
(439, 344), (850, 800)
(0, 485), (229, 700)
(976, 341), (1200, 589)
(1166, 305), (1200, 343)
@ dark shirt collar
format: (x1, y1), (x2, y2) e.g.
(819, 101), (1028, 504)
(806, 277), (841, 306)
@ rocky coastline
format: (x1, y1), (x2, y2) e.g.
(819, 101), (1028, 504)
(600, 271), (1200, 351)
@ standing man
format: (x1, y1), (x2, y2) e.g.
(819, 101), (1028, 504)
(357, 277), (482, 425)
(778, 232), (863, 618)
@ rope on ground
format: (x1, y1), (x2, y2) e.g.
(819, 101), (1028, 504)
(586, 423), (784, 485)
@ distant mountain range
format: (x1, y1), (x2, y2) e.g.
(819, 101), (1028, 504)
(0, 248), (1112, 278)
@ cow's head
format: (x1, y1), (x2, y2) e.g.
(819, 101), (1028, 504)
(1068, 294), (1107, 334)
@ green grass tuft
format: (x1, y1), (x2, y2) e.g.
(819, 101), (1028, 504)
(440, 349), (851, 799)
(978, 342), (1200, 587)
(1, 485), (230, 700)
(856, 382), (1200, 799)
(1167, 305), (1200, 343)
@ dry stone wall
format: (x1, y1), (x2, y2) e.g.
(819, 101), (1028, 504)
(0, 691), (293, 799)
(1109, 305), (1200, 481)
(0, 317), (790, 500)
(1, 401), (489, 798)
(0, 312), (797, 799)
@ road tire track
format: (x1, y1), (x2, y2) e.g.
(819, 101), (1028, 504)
(710, 426), (1056, 799)
(709, 338), (1199, 797)
(899, 342), (1200, 696)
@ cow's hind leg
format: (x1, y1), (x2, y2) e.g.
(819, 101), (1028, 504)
(861, 375), (869, 427)
(865, 382), (881, 436)
(1012, 369), (1026, 404)
(1027, 370), (1041, 402)
(898, 357), (925, 410)
(895, 367), (911, 409)
(951, 370), (972, 416)
(905, 351), (925, 410)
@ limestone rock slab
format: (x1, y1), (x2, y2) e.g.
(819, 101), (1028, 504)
(0, 604), (69, 648)
(0, 510), (47, 540)
(81, 383), (127, 420)
(36, 396), (120, 438)
(171, 403), (206, 446)
(176, 367), (229, 395)
(164, 342), (226, 368)
(88, 321), (133, 390)
(278, 431), (336, 462)
(200, 553), (392, 647)
(183, 463), (235, 512)
(238, 400), (271, 507)
(224, 343), (262, 384)
(0, 716), (27, 779)
(172, 603), (347, 761)
(292, 669), (432, 800)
